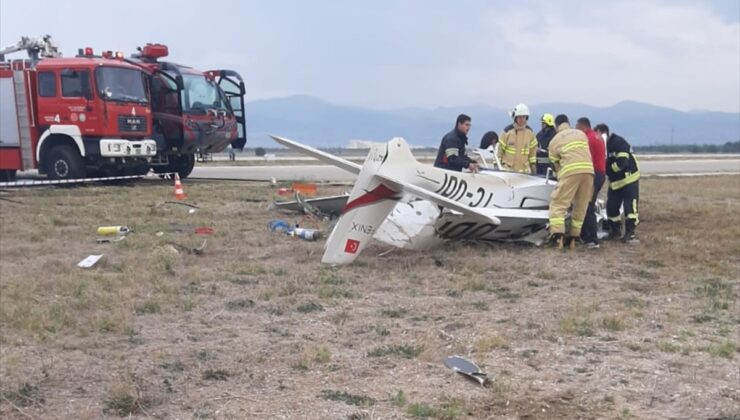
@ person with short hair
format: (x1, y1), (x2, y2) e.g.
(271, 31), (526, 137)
(547, 114), (594, 249)
(434, 114), (478, 172)
(594, 123), (640, 244)
(575, 117), (606, 248)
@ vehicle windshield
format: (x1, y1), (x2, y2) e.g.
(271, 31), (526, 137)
(181, 74), (231, 115)
(95, 67), (148, 104)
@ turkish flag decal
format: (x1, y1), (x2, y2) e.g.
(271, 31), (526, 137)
(344, 239), (360, 254)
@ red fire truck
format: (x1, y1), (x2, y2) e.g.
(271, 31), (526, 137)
(0, 37), (247, 181)
(127, 43), (247, 178)
(0, 36), (157, 181)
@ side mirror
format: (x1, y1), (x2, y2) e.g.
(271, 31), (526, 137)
(175, 75), (184, 91)
(100, 87), (112, 98)
(239, 81), (245, 95)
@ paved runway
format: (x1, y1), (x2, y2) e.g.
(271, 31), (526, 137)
(191, 159), (739, 182)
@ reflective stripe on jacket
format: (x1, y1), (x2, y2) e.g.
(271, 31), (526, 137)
(606, 133), (640, 190)
(497, 124), (537, 173)
(549, 123), (594, 179)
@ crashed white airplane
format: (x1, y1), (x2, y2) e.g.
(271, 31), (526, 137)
(270, 135), (584, 265)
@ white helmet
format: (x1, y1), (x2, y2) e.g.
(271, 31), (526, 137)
(509, 103), (530, 119)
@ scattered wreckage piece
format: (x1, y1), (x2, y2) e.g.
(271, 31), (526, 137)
(444, 355), (490, 387)
(271, 193), (350, 219)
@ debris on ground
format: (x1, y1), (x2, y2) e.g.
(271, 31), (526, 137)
(194, 227), (215, 236)
(267, 219), (322, 241)
(97, 226), (132, 236)
(444, 355), (490, 387)
(77, 254), (104, 268)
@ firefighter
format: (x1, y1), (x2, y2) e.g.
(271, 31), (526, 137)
(497, 104), (537, 174)
(576, 117), (606, 248)
(434, 114), (479, 172)
(535, 113), (557, 175)
(594, 123), (640, 244)
(547, 115), (594, 249)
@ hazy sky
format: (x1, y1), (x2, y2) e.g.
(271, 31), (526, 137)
(1, 0), (738, 112)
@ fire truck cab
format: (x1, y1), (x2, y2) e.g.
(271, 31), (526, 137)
(0, 40), (156, 181)
(129, 44), (247, 178)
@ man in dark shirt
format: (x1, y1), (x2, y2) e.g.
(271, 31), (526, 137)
(535, 113), (557, 175)
(434, 114), (478, 172)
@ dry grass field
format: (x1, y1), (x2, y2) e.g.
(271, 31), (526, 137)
(0, 176), (738, 419)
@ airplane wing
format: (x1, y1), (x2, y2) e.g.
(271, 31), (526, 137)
(374, 172), (501, 225)
(270, 135), (361, 175)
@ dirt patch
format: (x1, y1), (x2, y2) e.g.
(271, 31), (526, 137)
(1, 176), (738, 419)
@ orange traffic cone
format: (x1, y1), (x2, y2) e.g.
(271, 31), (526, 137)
(174, 173), (187, 200)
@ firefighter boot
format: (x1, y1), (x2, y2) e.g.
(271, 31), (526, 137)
(546, 233), (564, 249)
(567, 236), (578, 250)
(606, 221), (622, 240)
(622, 220), (639, 244)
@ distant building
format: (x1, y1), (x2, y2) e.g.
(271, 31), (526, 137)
(346, 139), (383, 149)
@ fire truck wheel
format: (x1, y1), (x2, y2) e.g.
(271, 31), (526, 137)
(45, 145), (85, 180)
(170, 154), (195, 179)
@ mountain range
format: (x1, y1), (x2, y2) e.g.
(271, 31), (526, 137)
(244, 95), (740, 148)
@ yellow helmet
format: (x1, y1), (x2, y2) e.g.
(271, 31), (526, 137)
(541, 113), (555, 127)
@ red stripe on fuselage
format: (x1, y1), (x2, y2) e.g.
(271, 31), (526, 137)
(343, 183), (399, 214)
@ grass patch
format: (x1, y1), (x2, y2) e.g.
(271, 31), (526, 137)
(159, 360), (185, 373)
(202, 369), (230, 381)
(471, 301), (489, 311)
(488, 285), (521, 301)
(368, 344), (423, 359)
(3, 382), (44, 407)
(103, 383), (149, 416)
(314, 346), (331, 363)
(374, 324), (390, 336)
(320, 390), (375, 406)
(695, 278), (736, 311)
(381, 308), (408, 318)
(537, 271), (556, 280)
(297, 302), (324, 313)
(391, 389), (407, 407)
(600, 315), (626, 331)
(238, 264), (267, 276)
(560, 317), (595, 337)
(317, 284), (353, 299)
(407, 402), (436, 418)
(226, 298), (255, 311)
(461, 279), (485, 292)
(705, 340), (737, 359)
(475, 335), (509, 352)
(657, 341), (681, 353)
(407, 399), (462, 419)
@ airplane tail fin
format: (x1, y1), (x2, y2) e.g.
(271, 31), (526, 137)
(322, 138), (502, 265)
(321, 143), (402, 265)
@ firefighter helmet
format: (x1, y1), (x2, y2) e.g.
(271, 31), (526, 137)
(541, 113), (555, 127)
(509, 103), (530, 119)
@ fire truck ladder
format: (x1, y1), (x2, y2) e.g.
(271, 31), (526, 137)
(13, 71), (35, 170)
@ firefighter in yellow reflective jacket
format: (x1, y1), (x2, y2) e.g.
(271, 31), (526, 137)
(594, 123), (640, 244)
(547, 114), (594, 249)
(497, 103), (537, 173)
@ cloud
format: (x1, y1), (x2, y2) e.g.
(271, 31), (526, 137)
(473, 1), (740, 111)
(1, 0), (737, 111)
